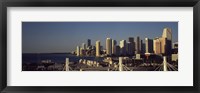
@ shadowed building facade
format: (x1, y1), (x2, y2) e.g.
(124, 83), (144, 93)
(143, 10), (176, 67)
(127, 42), (133, 55)
(145, 38), (153, 53)
(128, 37), (135, 55)
(141, 40), (145, 54)
(135, 36), (141, 54)
(112, 40), (117, 55)
(115, 45), (121, 56)
(87, 39), (91, 49)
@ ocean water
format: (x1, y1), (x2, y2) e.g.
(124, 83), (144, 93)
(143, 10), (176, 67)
(22, 53), (103, 64)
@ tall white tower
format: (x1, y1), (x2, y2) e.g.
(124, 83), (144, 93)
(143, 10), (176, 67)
(96, 40), (101, 57)
(106, 38), (112, 55)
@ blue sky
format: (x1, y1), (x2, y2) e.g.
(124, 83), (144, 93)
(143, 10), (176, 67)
(22, 22), (178, 53)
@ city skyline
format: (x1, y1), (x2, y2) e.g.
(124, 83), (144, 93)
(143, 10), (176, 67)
(22, 22), (178, 53)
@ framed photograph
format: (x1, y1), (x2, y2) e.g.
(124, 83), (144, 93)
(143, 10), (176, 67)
(0, 0), (200, 93)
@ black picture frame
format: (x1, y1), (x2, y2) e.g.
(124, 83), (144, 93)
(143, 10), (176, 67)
(0, 0), (199, 93)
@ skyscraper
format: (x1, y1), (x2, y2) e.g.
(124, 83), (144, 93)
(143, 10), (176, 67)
(76, 46), (80, 56)
(82, 43), (86, 50)
(153, 28), (172, 55)
(87, 39), (91, 47)
(127, 42), (133, 55)
(153, 37), (162, 54)
(129, 37), (134, 43)
(145, 38), (153, 53)
(106, 38), (112, 55)
(160, 37), (167, 54)
(162, 28), (172, 40)
(136, 36), (141, 54)
(120, 40), (126, 55)
(141, 40), (145, 54)
(115, 45), (120, 56)
(112, 40), (117, 55)
(96, 40), (100, 57)
(128, 37), (135, 55)
(162, 28), (172, 55)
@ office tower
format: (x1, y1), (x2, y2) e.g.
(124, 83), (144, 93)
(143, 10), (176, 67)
(128, 37), (135, 55)
(162, 28), (172, 55)
(141, 40), (145, 54)
(87, 39), (91, 47)
(136, 36), (141, 54)
(153, 38), (162, 54)
(120, 40), (126, 55)
(112, 40), (117, 55)
(106, 38), (112, 55)
(82, 43), (86, 50)
(96, 40), (101, 57)
(76, 46), (80, 56)
(145, 38), (153, 53)
(129, 37), (134, 43)
(127, 42), (133, 55)
(115, 45), (120, 56)
(160, 37), (167, 54)
(162, 28), (172, 40)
